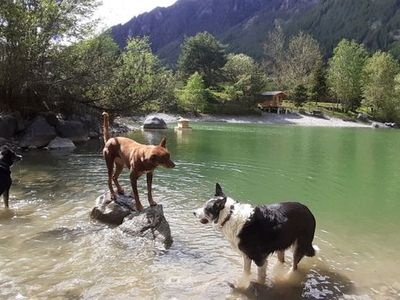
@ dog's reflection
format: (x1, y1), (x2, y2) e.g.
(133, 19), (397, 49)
(0, 207), (34, 223)
(229, 263), (355, 300)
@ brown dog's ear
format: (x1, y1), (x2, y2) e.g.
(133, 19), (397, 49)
(159, 137), (167, 148)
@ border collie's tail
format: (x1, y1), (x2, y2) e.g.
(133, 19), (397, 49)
(102, 112), (110, 143)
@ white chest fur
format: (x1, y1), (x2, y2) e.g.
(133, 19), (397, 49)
(217, 198), (254, 252)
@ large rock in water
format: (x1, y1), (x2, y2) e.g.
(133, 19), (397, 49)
(0, 114), (17, 138)
(90, 193), (173, 249)
(56, 120), (89, 142)
(143, 116), (167, 130)
(19, 116), (56, 148)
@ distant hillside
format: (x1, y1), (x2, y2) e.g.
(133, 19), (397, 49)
(110, 0), (400, 65)
(110, 0), (319, 65)
(286, 0), (400, 56)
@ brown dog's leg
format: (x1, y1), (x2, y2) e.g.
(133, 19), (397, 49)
(113, 162), (125, 195)
(130, 172), (144, 212)
(146, 172), (157, 206)
(105, 155), (116, 200)
(3, 189), (9, 208)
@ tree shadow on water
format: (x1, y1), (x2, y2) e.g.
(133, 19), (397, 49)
(230, 264), (356, 300)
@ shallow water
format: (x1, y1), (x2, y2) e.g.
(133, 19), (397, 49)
(1, 123), (400, 299)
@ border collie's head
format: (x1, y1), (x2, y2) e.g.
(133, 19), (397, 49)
(194, 183), (227, 224)
(0, 146), (22, 166)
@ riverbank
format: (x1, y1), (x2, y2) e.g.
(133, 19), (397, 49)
(125, 112), (374, 128)
(0, 111), (391, 150)
(0, 112), (130, 150)
(196, 112), (372, 127)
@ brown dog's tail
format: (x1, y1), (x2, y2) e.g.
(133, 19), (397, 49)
(102, 112), (110, 143)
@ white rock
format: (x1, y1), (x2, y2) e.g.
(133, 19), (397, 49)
(47, 137), (76, 149)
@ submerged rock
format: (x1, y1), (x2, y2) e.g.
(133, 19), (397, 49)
(91, 192), (173, 248)
(120, 204), (173, 249)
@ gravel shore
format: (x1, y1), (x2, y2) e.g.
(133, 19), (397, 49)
(135, 112), (372, 128)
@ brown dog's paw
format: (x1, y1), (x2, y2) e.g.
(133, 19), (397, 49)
(117, 189), (125, 195)
(134, 203), (144, 212)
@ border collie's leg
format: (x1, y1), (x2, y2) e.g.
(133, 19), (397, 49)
(3, 189), (9, 208)
(292, 248), (304, 271)
(237, 255), (251, 289)
(243, 255), (251, 277)
(277, 250), (285, 263)
(257, 260), (267, 284)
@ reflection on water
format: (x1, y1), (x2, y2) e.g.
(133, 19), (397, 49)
(232, 266), (355, 300)
(1, 124), (400, 299)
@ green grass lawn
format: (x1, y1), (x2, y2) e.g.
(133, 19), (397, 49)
(282, 100), (369, 122)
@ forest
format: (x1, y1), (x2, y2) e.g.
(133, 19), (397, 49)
(1, 0), (400, 123)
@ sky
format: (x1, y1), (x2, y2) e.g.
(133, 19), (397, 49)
(95, 0), (177, 30)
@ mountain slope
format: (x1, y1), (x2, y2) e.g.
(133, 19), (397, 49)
(111, 0), (319, 65)
(287, 0), (400, 55)
(110, 0), (400, 65)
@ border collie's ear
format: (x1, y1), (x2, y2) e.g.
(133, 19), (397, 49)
(159, 137), (167, 148)
(215, 183), (225, 197)
(215, 197), (227, 211)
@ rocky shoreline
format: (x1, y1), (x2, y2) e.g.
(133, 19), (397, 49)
(1, 111), (396, 150)
(118, 112), (392, 129)
(0, 112), (131, 150)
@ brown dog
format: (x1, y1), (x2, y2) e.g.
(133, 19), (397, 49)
(102, 112), (175, 211)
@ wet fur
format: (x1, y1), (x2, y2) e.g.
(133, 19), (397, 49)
(0, 146), (22, 208)
(102, 112), (175, 211)
(194, 183), (316, 286)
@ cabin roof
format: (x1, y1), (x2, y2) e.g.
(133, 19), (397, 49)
(261, 91), (287, 96)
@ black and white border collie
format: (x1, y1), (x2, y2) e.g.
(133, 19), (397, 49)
(194, 183), (317, 287)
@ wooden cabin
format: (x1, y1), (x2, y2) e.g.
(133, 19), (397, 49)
(257, 91), (288, 111)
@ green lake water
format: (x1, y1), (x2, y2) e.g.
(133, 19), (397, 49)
(0, 122), (399, 299)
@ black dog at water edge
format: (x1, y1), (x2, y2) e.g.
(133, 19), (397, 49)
(0, 146), (22, 208)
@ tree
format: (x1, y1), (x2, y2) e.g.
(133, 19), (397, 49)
(264, 26), (285, 87)
(177, 32), (226, 87)
(106, 38), (175, 114)
(391, 74), (400, 122)
(327, 39), (368, 111)
(264, 30), (322, 90)
(284, 32), (322, 89)
(223, 53), (266, 106)
(178, 72), (209, 114)
(309, 63), (328, 103)
(362, 51), (399, 121)
(53, 34), (119, 112)
(292, 84), (308, 107)
(0, 0), (99, 112)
